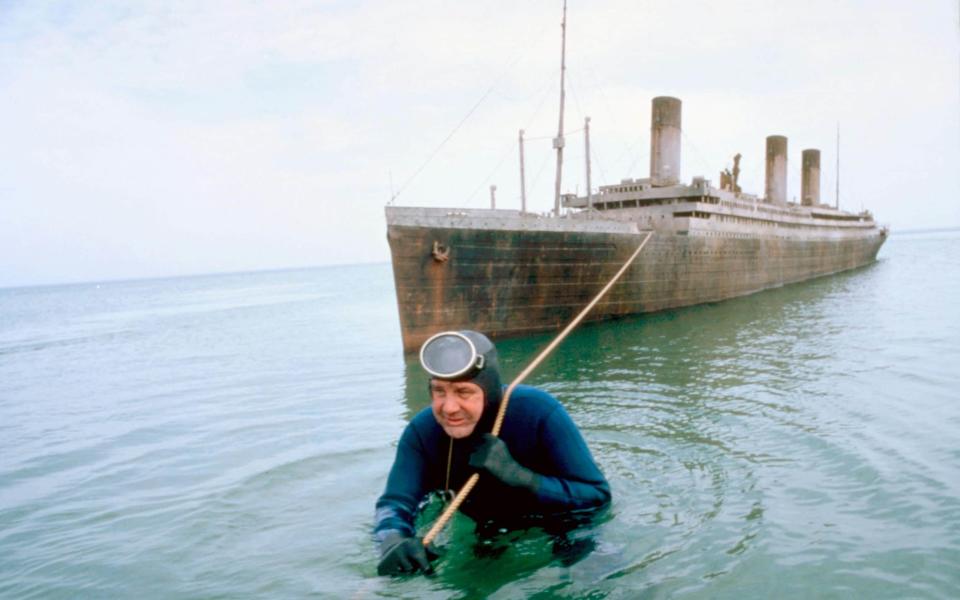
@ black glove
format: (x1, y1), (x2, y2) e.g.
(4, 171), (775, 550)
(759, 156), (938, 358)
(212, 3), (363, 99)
(377, 531), (437, 576)
(468, 433), (540, 492)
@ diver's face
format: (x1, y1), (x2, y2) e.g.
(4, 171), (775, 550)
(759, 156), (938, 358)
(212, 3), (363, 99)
(430, 379), (484, 439)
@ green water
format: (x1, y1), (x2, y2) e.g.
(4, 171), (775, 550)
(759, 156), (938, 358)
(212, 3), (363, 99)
(1, 232), (958, 598)
(377, 231), (960, 598)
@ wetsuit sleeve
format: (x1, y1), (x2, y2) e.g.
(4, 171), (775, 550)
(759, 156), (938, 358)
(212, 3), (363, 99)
(373, 423), (430, 543)
(533, 406), (611, 510)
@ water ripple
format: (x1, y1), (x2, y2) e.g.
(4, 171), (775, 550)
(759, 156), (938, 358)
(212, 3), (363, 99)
(3, 240), (960, 597)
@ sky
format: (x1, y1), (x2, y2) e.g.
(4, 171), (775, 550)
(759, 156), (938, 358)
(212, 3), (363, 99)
(1, 0), (958, 288)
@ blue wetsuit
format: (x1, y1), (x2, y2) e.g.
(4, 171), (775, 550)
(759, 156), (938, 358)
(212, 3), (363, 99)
(375, 385), (611, 541)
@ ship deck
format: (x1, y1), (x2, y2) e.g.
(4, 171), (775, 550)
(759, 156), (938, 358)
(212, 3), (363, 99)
(386, 204), (886, 352)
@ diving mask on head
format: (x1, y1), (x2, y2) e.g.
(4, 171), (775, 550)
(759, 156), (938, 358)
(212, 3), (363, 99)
(419, 331), (486, 380)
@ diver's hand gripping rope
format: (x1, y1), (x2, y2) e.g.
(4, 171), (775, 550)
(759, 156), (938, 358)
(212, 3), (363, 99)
(421, 231), (653, 546)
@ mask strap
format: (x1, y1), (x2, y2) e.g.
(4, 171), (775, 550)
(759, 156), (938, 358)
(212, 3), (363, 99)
(444, 437), (454, 499)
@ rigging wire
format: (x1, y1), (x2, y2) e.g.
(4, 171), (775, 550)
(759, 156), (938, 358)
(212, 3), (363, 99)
(567, 32), (649, 184)
(524, 126), (584, 142)
(467, 122), (587, 208)
(566, 69), (609, 192)
(578, 63), (624, 183)
(522, 73), (557, 132)
(391, 86), (497, 204)
(680, 130), (713, 181)
(527, 142), (554, 210)
(565, 71), (590, 183)
(465, 70), (556, 208)
(566, 69), (584, 127)
(739, 154), (763, 194)
(466, 141), (516, 206)
(622, 133), (648, 177)
(390, 18), (553, 204)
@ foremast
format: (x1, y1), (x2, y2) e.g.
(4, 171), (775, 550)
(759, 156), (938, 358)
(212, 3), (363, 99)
(552, 0), (568, 216)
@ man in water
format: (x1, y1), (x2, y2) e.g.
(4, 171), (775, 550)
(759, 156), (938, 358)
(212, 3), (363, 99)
(374, 330), (611, 576)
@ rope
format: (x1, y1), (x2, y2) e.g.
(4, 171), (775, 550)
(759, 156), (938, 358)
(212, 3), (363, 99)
(421, 230), (654, 546)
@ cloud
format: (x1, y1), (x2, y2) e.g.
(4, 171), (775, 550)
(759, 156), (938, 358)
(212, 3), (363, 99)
(1, 0), (958, 287)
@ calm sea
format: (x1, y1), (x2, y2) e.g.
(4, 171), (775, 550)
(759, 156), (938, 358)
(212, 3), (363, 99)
(1, 231), (958, 599)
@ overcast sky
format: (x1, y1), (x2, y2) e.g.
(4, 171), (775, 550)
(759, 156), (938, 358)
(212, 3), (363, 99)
(2, 0), (958, 288)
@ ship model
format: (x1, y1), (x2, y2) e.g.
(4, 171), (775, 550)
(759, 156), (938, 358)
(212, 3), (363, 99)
(385, 6), (887, 353)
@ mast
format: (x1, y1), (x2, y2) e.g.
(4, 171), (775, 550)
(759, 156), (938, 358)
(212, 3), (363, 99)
(552, 0), (567, 216)
(519, 129), (527, 212)
(835, 122), (840, 210)
(584, 116), (592, 216)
